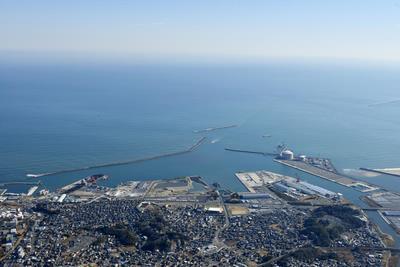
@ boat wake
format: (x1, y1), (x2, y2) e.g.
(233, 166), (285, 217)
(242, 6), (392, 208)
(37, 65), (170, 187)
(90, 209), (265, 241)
(368, 99), (400, 107)
(26, 173), (51, 178)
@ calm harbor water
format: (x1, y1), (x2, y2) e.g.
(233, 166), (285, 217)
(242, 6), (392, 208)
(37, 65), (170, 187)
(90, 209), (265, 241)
(1, 60), (400, 245)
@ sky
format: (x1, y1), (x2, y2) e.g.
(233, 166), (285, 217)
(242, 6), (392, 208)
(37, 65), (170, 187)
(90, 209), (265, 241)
(1, 1), (400, 62)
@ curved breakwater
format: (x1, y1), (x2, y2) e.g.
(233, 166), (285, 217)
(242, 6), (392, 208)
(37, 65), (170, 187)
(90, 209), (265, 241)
(27, 137), (207, 178)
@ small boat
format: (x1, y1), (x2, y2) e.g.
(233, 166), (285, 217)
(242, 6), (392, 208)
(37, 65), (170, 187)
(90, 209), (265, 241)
(262, 134), (272, 138)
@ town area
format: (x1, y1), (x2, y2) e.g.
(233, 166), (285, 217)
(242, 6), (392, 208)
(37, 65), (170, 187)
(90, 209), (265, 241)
(0, 172), (398, 266)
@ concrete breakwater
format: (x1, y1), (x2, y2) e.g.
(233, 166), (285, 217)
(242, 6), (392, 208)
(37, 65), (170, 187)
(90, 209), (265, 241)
(360, 168), (400, 178)
(27, 137), (207, 178)
(193, 124), (237, 133)
(225, 148), (278, 157)
(0, 181), (40, 187)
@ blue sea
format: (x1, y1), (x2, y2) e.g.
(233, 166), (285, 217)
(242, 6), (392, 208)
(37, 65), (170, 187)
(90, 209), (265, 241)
(1, 59), (400, 243)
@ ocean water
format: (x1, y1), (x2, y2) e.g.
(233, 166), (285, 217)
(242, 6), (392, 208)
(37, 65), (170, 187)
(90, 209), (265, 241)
(1, 60), (400, 243)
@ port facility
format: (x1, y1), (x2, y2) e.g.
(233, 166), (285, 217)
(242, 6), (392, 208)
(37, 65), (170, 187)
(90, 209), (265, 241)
(275, 159), (379, 192)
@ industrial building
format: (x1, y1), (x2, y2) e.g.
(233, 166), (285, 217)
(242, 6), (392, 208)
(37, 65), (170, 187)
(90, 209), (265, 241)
(289, 180), (338, 198)
(272, 177), (340, 200)
(205, 206), (224, 214)
(272, 182), (295, 194)
(298, 155), (307, 161)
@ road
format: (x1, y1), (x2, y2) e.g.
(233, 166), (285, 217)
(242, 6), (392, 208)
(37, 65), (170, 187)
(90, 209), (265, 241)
(0, 220), (30, 263)
(212, 191), (230, 249)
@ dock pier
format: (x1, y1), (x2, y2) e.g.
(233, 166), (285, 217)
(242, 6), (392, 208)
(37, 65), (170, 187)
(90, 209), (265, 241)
(275, 159), (380, 193)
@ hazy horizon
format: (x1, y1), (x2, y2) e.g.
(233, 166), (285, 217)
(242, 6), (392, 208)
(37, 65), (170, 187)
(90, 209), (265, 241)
(1, 1), (400, 63)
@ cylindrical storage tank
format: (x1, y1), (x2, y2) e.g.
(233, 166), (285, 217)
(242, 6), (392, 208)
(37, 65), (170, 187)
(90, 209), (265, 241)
(299, 155), (307, 161)
(281, 150), (294, 160)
